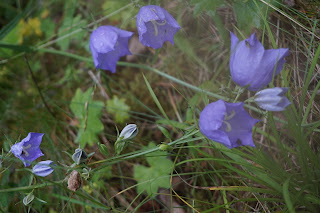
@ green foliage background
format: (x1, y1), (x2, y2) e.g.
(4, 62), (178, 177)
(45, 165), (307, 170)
(0, 0), (320, 212)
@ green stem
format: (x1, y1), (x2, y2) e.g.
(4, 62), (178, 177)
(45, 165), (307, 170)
(0, 180), (64, 193)
(36, 48), (320, 132)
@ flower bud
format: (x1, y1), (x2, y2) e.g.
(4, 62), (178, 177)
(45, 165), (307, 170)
(158, 144), (173, 152)
(72, 148), (88, 165)
(23, 192), (34, 206)
(115, 124), (138, 155)
(98, 143), (109, 157)
(254, 87), (291, 111)
(119, 124), (138, 140)
(32, 160), (54, 177)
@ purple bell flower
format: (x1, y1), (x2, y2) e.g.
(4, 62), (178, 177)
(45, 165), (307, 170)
(89, 26), (134, 73)
(199, 100), (259, 149)
(10, 132), (44, 167)
(254, 87), (291, 111)
(32, 160), (54, 177)
(230, 32), (289, 91)
(136, 5), (180, 49)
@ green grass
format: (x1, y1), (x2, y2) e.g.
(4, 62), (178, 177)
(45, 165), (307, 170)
(0, 0), (320, 212)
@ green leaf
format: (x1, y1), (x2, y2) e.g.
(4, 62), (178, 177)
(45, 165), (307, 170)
(190, 0), (225, 16)
(70, 88), (104, 147)
(40, 18), (55, 39)
(157, 125), (171, 141)
(0, 20), (22, 57)
(56, 0), (87, 51)
(133, 142), (173, 197)
(283, 177), (295, 213)
(106, 96), (130, 124)
(232, 0), (270, 34)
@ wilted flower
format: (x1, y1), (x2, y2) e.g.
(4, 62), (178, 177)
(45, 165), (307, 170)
(254, 87), (291, 111)
(229, 32), (289, 91)
(89, 26), (134, 72)
(68, 170), (82, 192)
(136, 5), (180, 49)
(199, 100), (259, 149)
(115, 124), (138, 155)
(10, 132), (44, 167)
(32, 160), (54, 177)
(72, 147), (88, 165)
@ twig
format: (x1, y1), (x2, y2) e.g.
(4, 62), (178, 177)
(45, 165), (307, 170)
(88, 70), (109, 99)
(24, 55), (56, 118)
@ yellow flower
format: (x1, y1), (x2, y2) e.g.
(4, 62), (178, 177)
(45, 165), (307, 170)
(41, 9), (49, 19)
(17, 17), (43, 44)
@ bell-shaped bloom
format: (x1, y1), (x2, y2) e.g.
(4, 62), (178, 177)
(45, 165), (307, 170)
(10, 132), (44, 167)
(199, 100), (259, 149)
(230, 32), (289, 91)
(136, 5), (180, 49)
(254, 87), (291, 111)
(32, 160), (54, 177)
(89, 26), (134, 73)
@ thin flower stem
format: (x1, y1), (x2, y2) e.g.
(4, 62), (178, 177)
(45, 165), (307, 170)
(233, 87), (244, 103)
(24, 55), (56, 118)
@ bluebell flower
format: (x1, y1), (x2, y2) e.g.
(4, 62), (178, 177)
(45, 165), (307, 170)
(89, 26), (134, 73)
(10, 132), (44, 167)
(230, 32), (289, 91)
(254, 87), (291, 111)
(32, 160), (54, 177)
(136, 5), (180, 49)
(199, 100), (259, 149)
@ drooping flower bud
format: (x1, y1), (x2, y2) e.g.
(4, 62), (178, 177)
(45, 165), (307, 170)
(32, 160), (54, 177)
(72, 148), (88, 165)
(254, 87), (291, 111)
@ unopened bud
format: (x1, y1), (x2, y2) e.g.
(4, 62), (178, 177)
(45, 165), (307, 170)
(23, 192), (34, 206)
(72, 148), (88, 165)
(119, 124), (138, 140)
(158, 144), (173, 152)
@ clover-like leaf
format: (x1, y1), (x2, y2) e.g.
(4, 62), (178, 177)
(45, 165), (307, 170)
(70, 88), (104, 147)
(106, 96), (130, 124)
(133, 142), (173, 197)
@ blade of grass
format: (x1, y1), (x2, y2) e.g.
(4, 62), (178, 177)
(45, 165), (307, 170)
(142, 73), (169, 121)
(283, 177), (295, 213)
